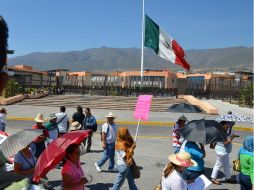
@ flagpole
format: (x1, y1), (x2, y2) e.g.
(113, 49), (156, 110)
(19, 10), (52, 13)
(134, 117), (141, 142)
(140, 0), (145, 89)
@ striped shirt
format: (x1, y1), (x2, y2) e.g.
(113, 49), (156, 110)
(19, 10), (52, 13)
(172, 123), (184, 148)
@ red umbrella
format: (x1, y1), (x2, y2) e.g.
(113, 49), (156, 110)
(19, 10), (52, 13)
(33, 130), (91, 182)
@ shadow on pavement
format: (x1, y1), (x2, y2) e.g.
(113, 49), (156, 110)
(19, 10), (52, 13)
(90, 150), (104, 153)
(49, 180), (62, 189)
(86, 183), (113, 190)
(204, 167), (225, 179)
(101, 170), (118, 173)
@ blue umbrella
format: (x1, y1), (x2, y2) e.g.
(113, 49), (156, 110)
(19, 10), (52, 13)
(167, 103), (202, 113)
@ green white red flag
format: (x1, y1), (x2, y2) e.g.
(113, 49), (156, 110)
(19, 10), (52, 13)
(144, 15), (190, 71)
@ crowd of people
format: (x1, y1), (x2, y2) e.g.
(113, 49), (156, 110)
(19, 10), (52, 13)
(168, 115), (253, 190)
(0, 105), (140, 190)
(0, 106), (253, 190)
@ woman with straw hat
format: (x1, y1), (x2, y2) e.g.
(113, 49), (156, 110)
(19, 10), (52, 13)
(161, 152), (197, 190)
(32, 113), (48, 159)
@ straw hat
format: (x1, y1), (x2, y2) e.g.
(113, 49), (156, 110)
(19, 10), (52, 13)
(34, 113), (46, 123)
(70, 121), (82, 131)
(168, 151), (197, 167)
(105, 112), (116, 118)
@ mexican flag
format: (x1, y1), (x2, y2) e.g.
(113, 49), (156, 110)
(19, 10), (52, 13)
(144, 15), (190, 71)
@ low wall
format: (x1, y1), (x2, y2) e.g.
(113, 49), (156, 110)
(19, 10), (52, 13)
(178, 95), (218, 115)
(0, 94), (26, 105)
(28, 92), (48, 99)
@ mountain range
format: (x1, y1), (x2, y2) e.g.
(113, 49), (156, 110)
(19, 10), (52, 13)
(8, 46), (253, 72)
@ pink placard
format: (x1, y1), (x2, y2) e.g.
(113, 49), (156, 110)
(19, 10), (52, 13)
(133, 95), (153, 121)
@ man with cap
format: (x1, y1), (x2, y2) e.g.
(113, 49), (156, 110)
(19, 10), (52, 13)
(45, 113), (59, 143)
(95, 112), (117, 172)
(172, 116), (187, 154)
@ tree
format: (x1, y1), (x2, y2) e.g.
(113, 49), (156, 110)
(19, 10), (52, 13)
(2, 78), (21, 98)
(239, 83), (253, 107)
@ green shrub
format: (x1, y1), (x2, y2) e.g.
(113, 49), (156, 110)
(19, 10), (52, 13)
(239, 84), (253, 107)
(3, 78), (21, 98)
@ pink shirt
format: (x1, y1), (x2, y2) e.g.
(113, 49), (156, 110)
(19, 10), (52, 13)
(62, 160), (85, 190)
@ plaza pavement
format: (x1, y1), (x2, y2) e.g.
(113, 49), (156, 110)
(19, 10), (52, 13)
(3, 98), (254, 129)
(2, 98), (253, 189)
(5, 120), (251, 190)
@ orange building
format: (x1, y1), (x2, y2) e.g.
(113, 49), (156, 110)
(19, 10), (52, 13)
(115, 70), (177, 89)
(7, 65), (50, 87)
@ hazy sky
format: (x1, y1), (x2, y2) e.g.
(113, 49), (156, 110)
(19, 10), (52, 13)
(1, 0), (253, 57)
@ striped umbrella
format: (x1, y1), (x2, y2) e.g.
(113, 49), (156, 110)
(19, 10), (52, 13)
(216, 114), (253, 122)
(0, 129), (43, 158)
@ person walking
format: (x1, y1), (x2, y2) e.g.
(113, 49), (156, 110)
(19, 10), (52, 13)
(62, 144), (88, 190)
(31, 113), (48, 159)
(227, 111), (235, 135)
(0, 108), (7, 132)
(56, 106), (69, 136)
(181, 141), (206, 182)
(112, 127), (138, 190)
(161, 151), (197, 190)
(238, 136), (254, 190)
(211, 121), (239, 185)
(95, 112), (117, 172)
(172, 116), (187, 154)
(45, 113), (59, 143)
(72, 106), (85, 127)
(83, 108), (97, 153)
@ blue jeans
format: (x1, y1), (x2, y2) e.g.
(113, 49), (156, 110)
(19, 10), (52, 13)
(239, 172), (252, 190)
(0, 123), (5, 132)
(97, 143), (115, 170)
(112, 165), (138, 190)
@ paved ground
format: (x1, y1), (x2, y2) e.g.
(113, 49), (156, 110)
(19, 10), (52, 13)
(2, 97), (253, 189)
(4, 103), (253, 129)
(203, 99), (253, 118)
(5, 120), (251, 190)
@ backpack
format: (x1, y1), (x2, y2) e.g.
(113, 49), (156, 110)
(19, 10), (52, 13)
(100, 124), (109, 141)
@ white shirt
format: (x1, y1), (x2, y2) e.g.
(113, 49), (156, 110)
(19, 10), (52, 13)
(102, 123), (117, 144)
(56, 112), (69, 133)
(0, 113), (6, 124)
(48, 129), (58, 141)
(116, 150), (126, 166)
(161, 170), (187, 190)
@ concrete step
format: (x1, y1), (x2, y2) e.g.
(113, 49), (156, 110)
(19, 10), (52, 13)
(16, 95), (186, 112)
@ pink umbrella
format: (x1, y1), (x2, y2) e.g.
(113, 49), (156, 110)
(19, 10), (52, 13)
(33, 130), (91, 182)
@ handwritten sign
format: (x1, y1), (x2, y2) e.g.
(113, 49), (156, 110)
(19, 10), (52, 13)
(187, 174), (212, 190)
(133, 95), (152, 121)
